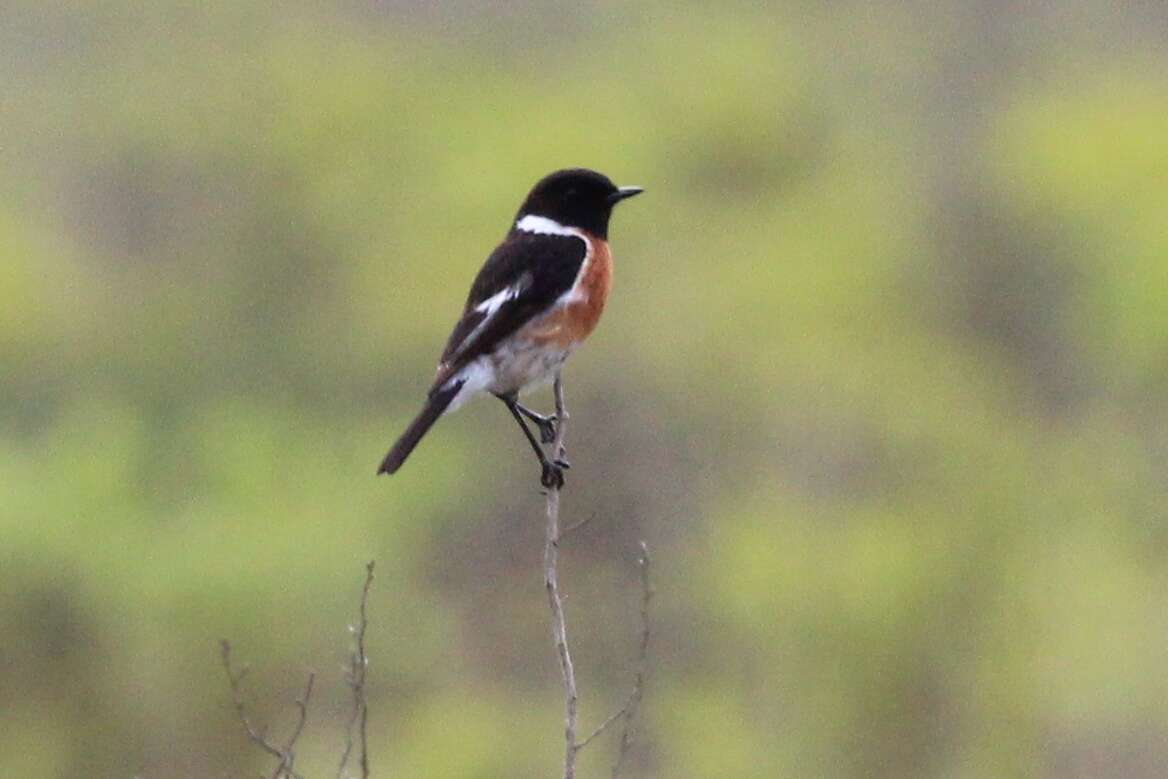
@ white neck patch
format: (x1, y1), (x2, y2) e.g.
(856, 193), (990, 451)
(515, 214), (579, 236)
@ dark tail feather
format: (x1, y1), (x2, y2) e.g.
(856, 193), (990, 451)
(377, 380), (463, 476)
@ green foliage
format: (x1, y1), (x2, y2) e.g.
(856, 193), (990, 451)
(3, 2), (1168, 777)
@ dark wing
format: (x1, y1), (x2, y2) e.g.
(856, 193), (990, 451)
(433, 231), (586, 386)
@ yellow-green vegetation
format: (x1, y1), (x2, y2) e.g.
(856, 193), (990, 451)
(2, 2), (1167, 777)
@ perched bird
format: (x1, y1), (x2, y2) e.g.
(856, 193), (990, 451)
(378, 168), (643, 487)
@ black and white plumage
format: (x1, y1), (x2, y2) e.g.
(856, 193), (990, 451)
(378, 168), (643, 484)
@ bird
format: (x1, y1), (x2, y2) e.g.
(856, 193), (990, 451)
(377, 168), (643, 488)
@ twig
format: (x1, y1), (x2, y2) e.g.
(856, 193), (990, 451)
(611, 542), (653, 778)
(338, 560), (375, 779)
(573, 542), (653, 769)
(576, 702), (629, 751)
(283, 672), (317, 778)
(219, 640), (314, 779)
(221, 564), (374, 779)
(544, 371), (580, 778)
(543, 374), (655, 777)
(220, 641), (283, 764)
(558, 510), (598, 541)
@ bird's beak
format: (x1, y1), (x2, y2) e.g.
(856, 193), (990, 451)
(608, 186), (644, 205)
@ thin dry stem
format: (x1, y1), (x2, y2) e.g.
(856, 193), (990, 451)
(544, 371), (580, 778)
(577, 703), (628, 751)
(543, 374), (654, 778)
(283, 671), (317, 777)
(558, 510), (598, 541)
(611, 542), (653, 778)
(575, 541), (653, 769)
(219, 639), (314, 779)
(338, 560), (375, 779)
(222, 563), (374, 779)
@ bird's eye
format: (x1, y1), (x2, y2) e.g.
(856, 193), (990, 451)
(564, 188), (578, 200)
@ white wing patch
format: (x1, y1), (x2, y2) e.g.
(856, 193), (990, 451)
(473, 283), (518, 316)
(451, 271), (534, 362)
(515, 214), (581, 237)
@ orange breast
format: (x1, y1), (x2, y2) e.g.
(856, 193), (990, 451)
(522, 235), (613, 349)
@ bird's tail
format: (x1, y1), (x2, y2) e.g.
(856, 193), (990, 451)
(377, 379), (464, 476)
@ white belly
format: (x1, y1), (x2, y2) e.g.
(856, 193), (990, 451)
(444, 340), (572, 412)
(488, 338), (572, 395)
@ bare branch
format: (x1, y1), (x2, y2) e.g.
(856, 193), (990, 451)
(544, 371), (581, 779)
(221, 563), (374, 779)
(543, 374), (655, 778)
(338, 560), (375, 779)
(611, 542), (653, 778)
(220, 641), (283, 763)
(219, 640), (312, 779)
(576, 701), (629, 751)
(558, 510), (598, 541)
(280, 671), (316, 779)
(574, 542), (653, 768)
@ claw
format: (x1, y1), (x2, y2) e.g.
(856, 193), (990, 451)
(541, 461), (566, 490)
(553, 457), (571, 470)
(535, 416), (558, 445)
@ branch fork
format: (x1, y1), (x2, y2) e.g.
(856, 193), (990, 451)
(221, 561), (375, 779)
(543, 372), (653, 779)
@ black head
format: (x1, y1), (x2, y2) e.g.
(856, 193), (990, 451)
(515, 168), (643, 238)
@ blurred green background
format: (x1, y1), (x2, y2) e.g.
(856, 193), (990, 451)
(3, 1), (1168, 777)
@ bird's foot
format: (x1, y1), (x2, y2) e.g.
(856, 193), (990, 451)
(533, 415), (558, 444)
(514, 403), (558, 444)
(541, 460), (566, 490)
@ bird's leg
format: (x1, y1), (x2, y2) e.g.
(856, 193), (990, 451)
(514, 400), (570, 469)
(515, 402), (558, 444)
(499, 395), (567, 489)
